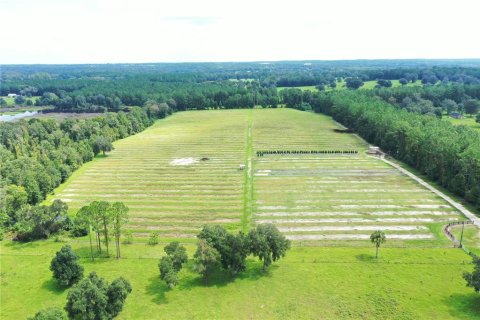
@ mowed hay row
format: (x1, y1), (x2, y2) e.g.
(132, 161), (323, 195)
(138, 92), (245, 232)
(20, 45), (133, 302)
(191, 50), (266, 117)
(252, 110), (364, 151)
(250, 109), (464, 242)
(52, 110), (250, 238)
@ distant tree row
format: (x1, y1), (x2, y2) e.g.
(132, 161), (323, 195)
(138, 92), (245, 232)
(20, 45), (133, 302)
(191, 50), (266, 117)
(3, 78), (279, 112)
(373, 84), (480, 116)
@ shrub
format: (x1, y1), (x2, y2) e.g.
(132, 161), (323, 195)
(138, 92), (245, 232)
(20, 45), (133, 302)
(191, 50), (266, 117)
(50, 245), (84, 287)
(28, 307), (67, 320)
(123, 230), (133, 244)
(65, 272), (132, 320)
(159, 256), (178, 289)
(148, 232), (159, 245)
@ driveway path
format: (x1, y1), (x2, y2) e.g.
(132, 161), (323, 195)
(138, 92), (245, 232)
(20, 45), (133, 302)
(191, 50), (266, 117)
(381, 157), (480, 227)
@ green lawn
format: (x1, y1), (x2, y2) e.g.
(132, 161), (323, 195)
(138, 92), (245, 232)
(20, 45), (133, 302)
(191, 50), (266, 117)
(1, 240), (479, 319)
(450, 224), (480, 256)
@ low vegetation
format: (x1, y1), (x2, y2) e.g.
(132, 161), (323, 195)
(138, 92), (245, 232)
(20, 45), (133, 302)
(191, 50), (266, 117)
(50, 245), (84, 287)
(65, 272), (132, 320)
(370, 230), (386, 258)
(3, 240), (479, 319)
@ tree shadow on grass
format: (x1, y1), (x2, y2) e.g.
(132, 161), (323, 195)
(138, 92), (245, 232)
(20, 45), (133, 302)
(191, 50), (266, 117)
(443, 293), (480, 319)
(4, 240), (41, 250)
(145, 276), (168, 305)
(41, 278), (67, 295)
(75, 246), (115, 263)
(180, 260), (276, 290)
(355, 253), (377, 262)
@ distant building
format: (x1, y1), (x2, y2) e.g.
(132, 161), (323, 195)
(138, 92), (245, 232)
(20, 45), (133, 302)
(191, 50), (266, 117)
(367, 146), (380, 155)
(450, 112), (463, 119)
(367, 146), (386, 158)
(7, 93), (17, 98)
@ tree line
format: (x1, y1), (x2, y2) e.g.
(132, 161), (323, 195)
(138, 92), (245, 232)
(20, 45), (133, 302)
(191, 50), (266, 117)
(0, 108), (153, 238)
(372, 84), (480, 116)
(2, 77), (279, 112)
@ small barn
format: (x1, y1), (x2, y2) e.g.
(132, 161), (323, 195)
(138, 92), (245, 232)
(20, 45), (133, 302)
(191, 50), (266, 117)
(7, 93), (17, 98)
(367, 146), (386, 158)
(367, 146), (380, 155)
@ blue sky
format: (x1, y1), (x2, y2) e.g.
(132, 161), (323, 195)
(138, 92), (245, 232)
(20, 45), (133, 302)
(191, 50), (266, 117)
(1, 0), (479, 64)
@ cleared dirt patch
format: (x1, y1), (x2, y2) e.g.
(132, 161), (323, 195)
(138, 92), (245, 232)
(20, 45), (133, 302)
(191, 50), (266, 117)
(257, 211), (360, 217)
(286, 234), (434, 240)
(170, 158), (199, 166)
(256, 218), (441, 224)
(335, 205), (403, 209)
(278, 225), (427, 232)
(410, 204), (451, 209)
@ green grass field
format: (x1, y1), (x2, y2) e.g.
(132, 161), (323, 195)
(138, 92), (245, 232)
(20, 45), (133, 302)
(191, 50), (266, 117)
(4, 109), (480, 319)
(444, 116), (480, 131)
(277, 85), (318, 92)
(1, 240), (479, 319)
(277, 80), (422, 92)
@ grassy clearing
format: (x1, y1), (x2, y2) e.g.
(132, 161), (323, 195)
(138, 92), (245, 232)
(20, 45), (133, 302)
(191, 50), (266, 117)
(276, 85), (318, 92)
(0, 96), (40, 106)
(444, 116), (480, 131)
(451, 224), (480, 256)
(278, 80), (423, 92)
(33, 112), (106, 121)
(1, 240), (479, 319)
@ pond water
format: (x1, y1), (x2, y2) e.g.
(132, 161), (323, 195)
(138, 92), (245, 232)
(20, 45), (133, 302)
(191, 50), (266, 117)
(0, 110), (38, 122)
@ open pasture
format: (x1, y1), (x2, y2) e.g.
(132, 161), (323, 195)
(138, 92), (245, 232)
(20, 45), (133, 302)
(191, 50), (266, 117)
(444, 116), (480, 131)
(50, 109), (464, 244)
(1, 240), (479, 319)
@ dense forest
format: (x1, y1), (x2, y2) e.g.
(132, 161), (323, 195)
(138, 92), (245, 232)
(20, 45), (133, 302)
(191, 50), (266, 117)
(2, 60), (480, 239)
(0, 108), (154, 238)
(2, 60), (480, 112)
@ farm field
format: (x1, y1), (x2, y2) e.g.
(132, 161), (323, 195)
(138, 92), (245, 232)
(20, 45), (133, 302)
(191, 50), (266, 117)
(48, 110), (249, 239)
(1, 240), (479, 319)
(47, 108), (465, 245)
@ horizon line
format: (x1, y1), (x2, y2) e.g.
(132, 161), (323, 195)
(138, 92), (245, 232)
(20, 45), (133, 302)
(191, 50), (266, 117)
(3, 57), (480, 66)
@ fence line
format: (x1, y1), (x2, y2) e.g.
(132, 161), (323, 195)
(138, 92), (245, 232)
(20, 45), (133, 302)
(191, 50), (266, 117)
(256, 150), (359, 157)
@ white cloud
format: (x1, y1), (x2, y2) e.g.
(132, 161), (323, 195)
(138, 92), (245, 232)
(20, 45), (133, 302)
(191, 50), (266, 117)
(0, 0), (479, 63)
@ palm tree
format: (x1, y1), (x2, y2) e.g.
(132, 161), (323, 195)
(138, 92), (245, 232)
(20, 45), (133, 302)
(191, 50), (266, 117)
(370, 230), (386, 258)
